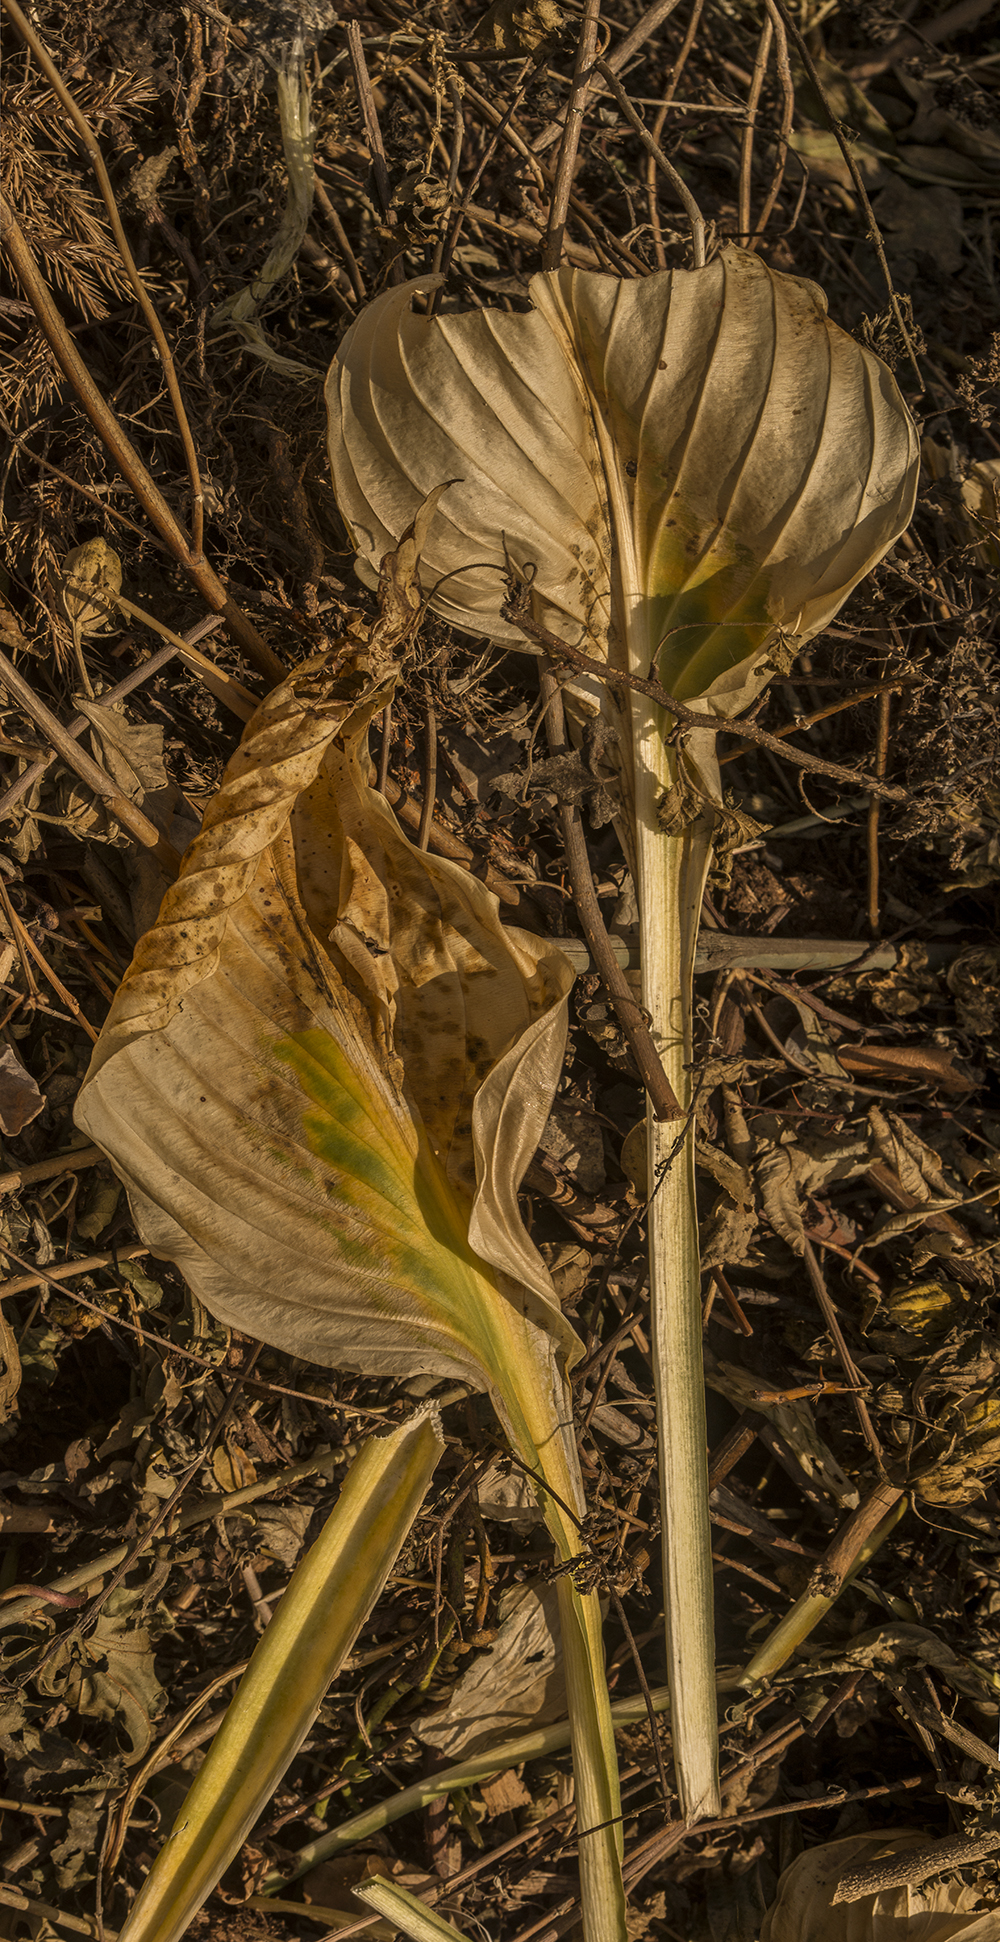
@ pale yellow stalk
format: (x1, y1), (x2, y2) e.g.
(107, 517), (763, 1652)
(114, 1409), (444, 1942)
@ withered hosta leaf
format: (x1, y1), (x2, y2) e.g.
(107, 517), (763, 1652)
(329, 248), (918, 720)
(75, 644), (577, 1390)
(326, 249), (919, 1829)
(76, 545), (627, 1941)
(761, 1831), (1000, 1940)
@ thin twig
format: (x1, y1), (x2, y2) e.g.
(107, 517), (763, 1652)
(596, 58), (705, 267)
(1, 902), (99, 1042)
(719, 678), (914, 765)
(0, 641), (181, 871)
(738, 14), (772, 243)
(529, 626), (909, 802)
(647, 0), (705, 267)
(542, 0), (601, 271)
(0, 0), (206, 557)
(541, 663), (682, 1119)
(0, 611), (223, 823)
(751, 0), (793, 246)
(378, 702), (392, 795)
(801, 1238), (883, 1467)
(867, 687), (892, 934)
(533, 0), (687, 154)
(0, 200), (284, 683)
(417, 681), (437, 851)
(0, 1144), (104, 1199)
(346, 23), (391, 215)
(346, 18), (404, 290)
(313, 173), (367, 302)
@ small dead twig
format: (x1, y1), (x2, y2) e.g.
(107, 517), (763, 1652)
(0, 890), (99, 1042)
(738, 12), (772, 244)
(866, 686), (893, 934)
(540, 662), (683, 1119)
(769, 0), (923, 390)
(0, 638), (181, 872)
(542, 0), (602, 271)
(595, 58), (706, 268)
(751, 0), (794, 246)
(0, 615), (223, 823)
(0, 1145), (104, 1199)
(313, 172), (367, 302)
(533, 0), (687, 155)
(801, 1239), (883, 1466)
(719, 678), (916, 765)
(647, 0), (705, 268)
(0, 202), (284, 683)
(346, 19), (404, 291)
(531, 628), (910, 802)
(417, 681), (438, 851)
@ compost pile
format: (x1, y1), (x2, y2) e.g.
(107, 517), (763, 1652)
(1, 0), (1000, 1937)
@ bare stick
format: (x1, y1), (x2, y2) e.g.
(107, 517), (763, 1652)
(542, 0), (601, 271)
(345, 17), (404, 292)
(0, 1145), (105, 1199)
(534, 0), (686, 154)
(0, 642), (181, 872)
(770, 0), (923, 389)
(0, 614), (224, 821)
(0, 201), (285, 684)
(647, 0), (705, 266)
(866, 687), (892, 934)
(417, 681), (437, 851)
(596, 58), (705, 268)
(801, 1238), (883, 1466)
(739, 14), (772, 243)
(1, 0), (206, 556)
(751, 0), (793, 246)
(541, 662), (682, 1119)
(529, 627), (909, 802)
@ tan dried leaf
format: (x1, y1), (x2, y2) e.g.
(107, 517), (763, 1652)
(413, 1581), (563, 1759)
(57, 538), (122, 635)
(760, 1831), (1000, 1941)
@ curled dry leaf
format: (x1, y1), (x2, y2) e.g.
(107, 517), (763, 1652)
(760, 1831), (1000, 1941)
(0, 1042), (45, 1136)
(413, 1580), (564, 1760)
(56, 537), (122, 635)
(75, 518), (626, 1940)
(328, 248), (917, 729)
(75, 647), (576, 1392)
(327, 247), (918, 1818)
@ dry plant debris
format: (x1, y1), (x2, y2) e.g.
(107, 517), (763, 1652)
(0, 0), (999, 1937)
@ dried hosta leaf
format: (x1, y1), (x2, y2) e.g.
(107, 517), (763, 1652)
(0, 1043), (44, 1135)
(911, 1396), (1000, 1506)
(35, 1585), (166, 1766)
(414, 1582), (563, 1759)
(329, 248), (917, 726)
(76, 536), (626, 1936)
(760, 1832), (1000, 1941)
(328, 249), (918, 1828)
(470, 0), (565, 54)
(75, 647), (576, 1390)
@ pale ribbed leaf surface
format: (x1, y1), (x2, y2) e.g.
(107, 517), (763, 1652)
(328, 249), (918, 710)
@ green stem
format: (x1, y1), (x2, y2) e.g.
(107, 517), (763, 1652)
(485, 1324), (627, 1942)
(740, 1485), (908, 1688)
(113, 1410), (444, 1942)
